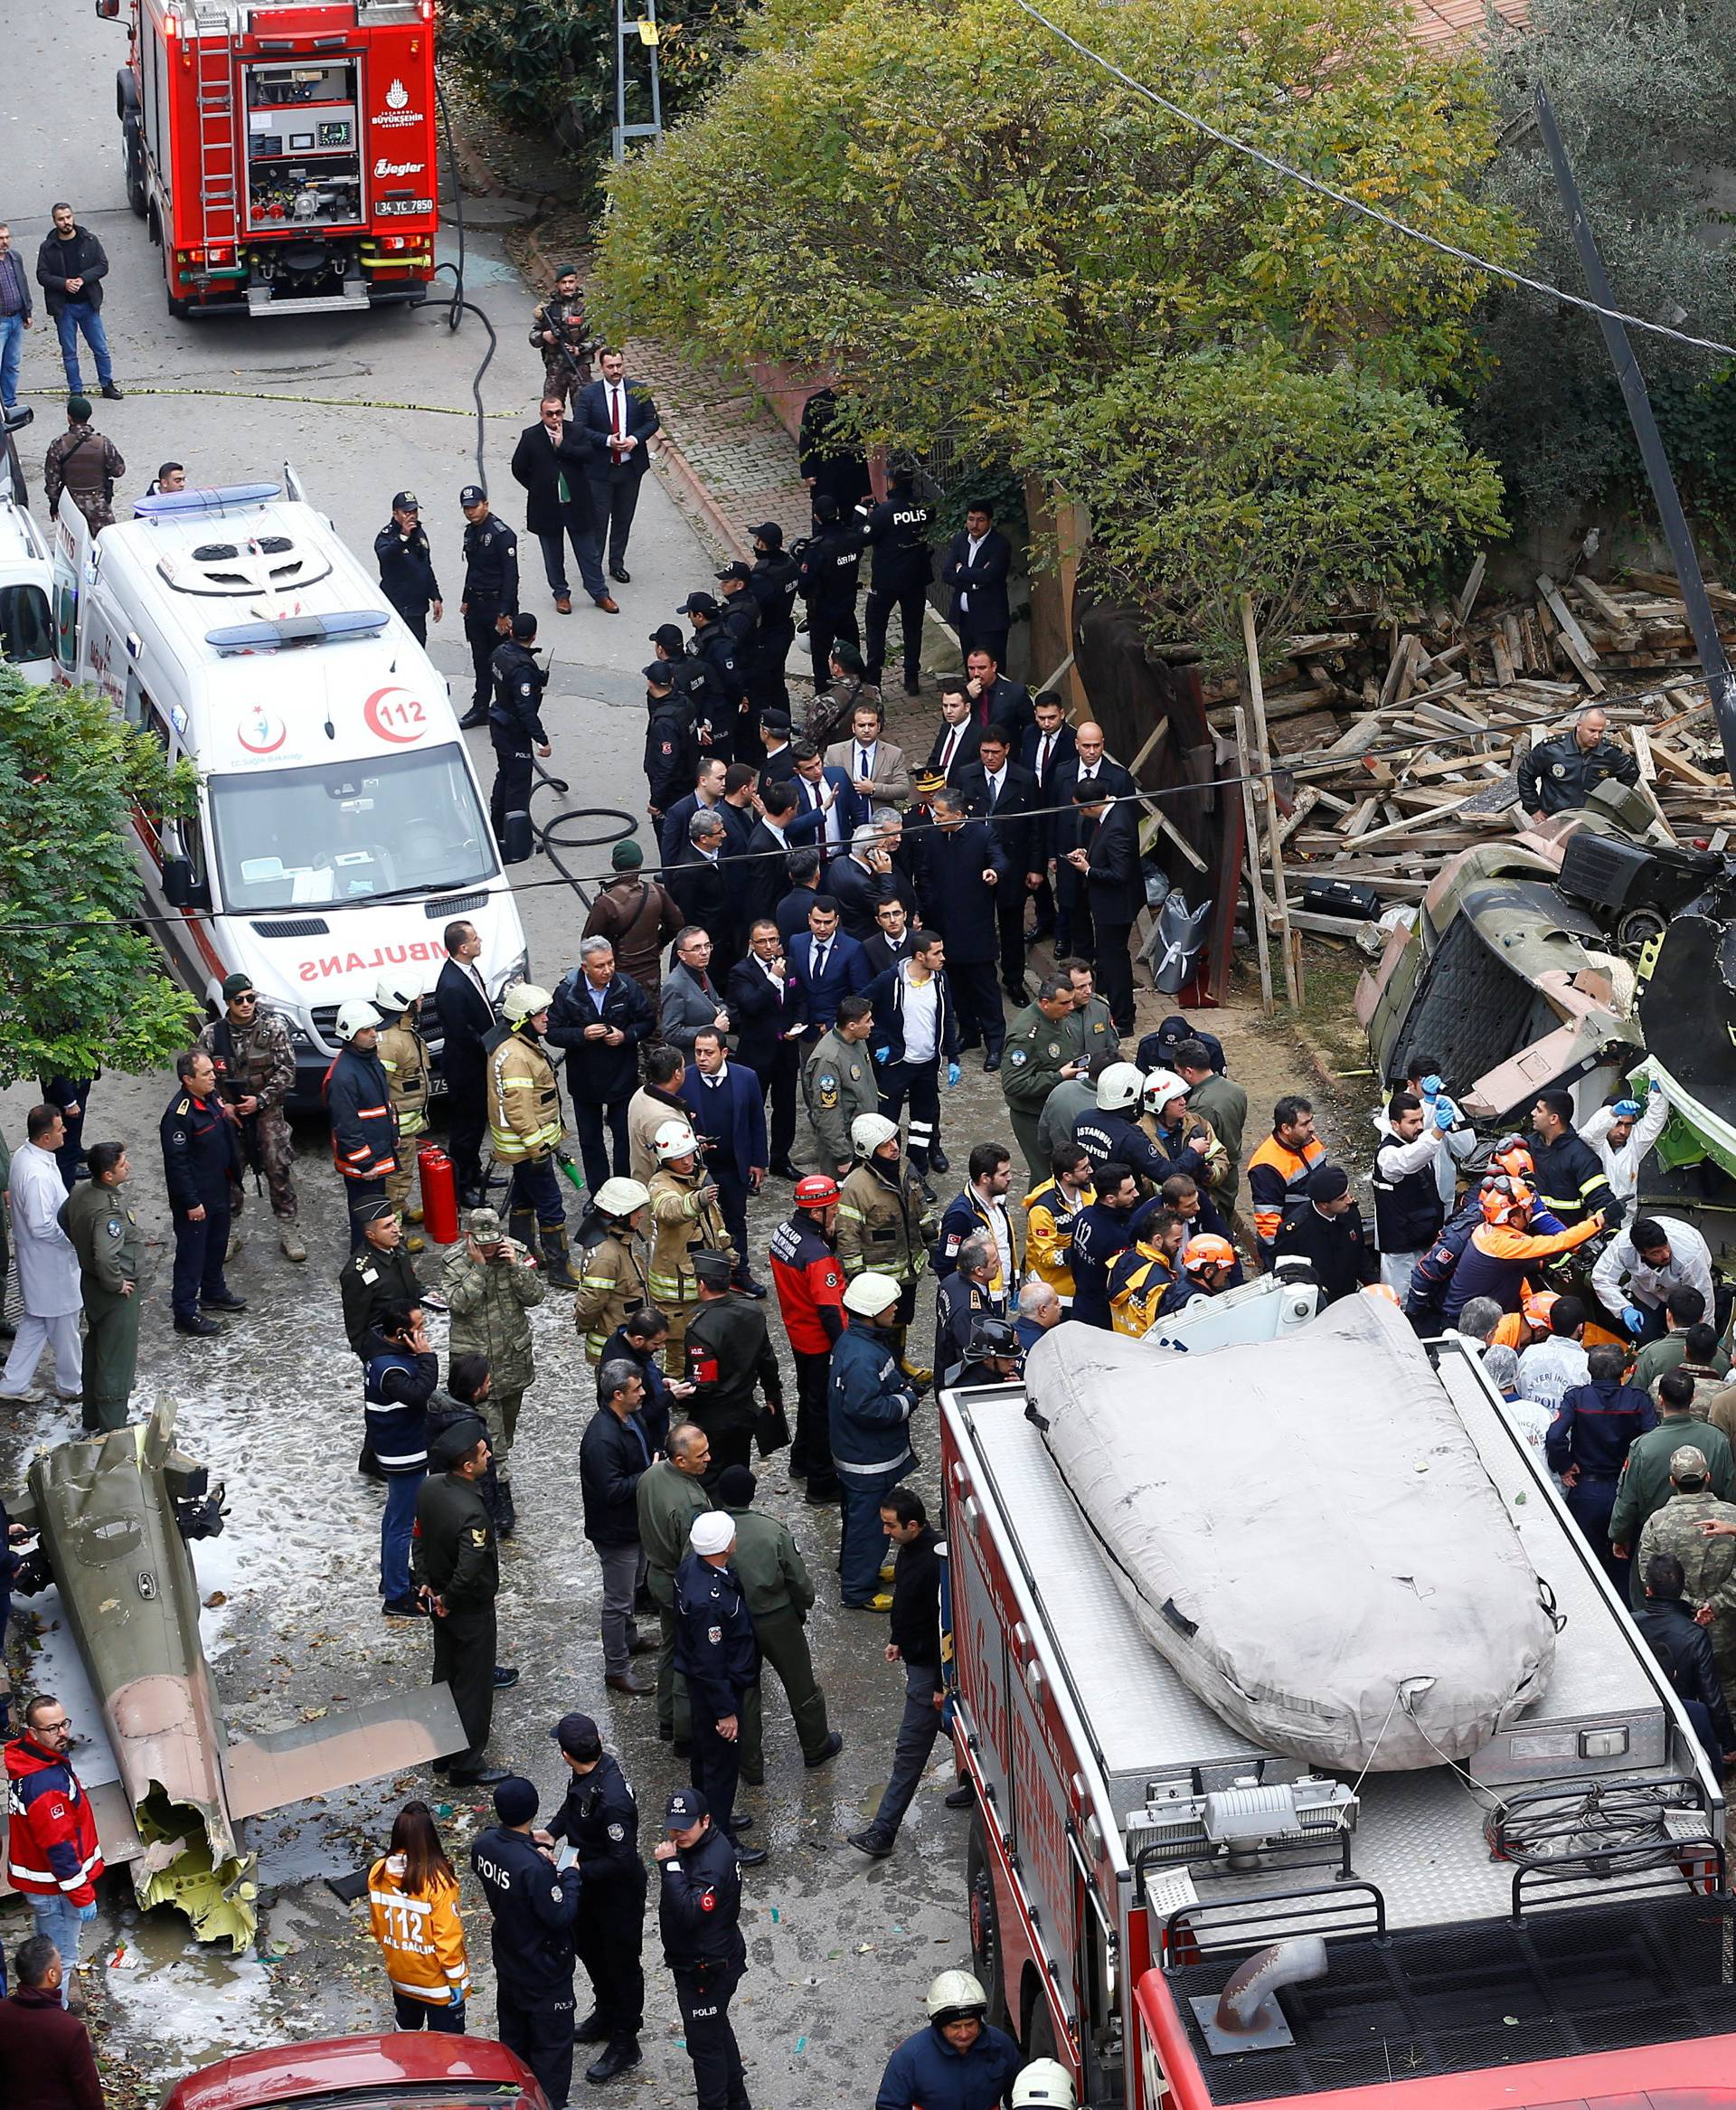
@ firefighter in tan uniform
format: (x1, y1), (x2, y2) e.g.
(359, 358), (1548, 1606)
(835, 1112), (936, 1384)
(571, 1176), (654, 1367)
(486, 983), (581, 1290)
(646, 1121), (735, 1375)
(375, 977), (433, 1254)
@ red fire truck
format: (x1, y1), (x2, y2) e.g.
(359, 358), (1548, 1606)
(98, 0), (438, 317)
(940, 1311), (1736, 2110)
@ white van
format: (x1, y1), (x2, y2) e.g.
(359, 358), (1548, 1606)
(51, 473), (527, 1094)
(0, 469), (55, 687)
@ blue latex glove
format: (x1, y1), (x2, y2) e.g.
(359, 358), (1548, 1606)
(947, 1062), (961, 1090)
(874, 1047), (891, 1065)
(1420, 1074), (1444, 1099)
(448, 1989), (466, 2009)
(1622, 1304), (1646, 1337)
(1432, 1094), (1458, 1131)
(1649, 1078), (1664, 1098)
(76, 1902), (98, 1922)
(1612, 1099), (1641, 1121)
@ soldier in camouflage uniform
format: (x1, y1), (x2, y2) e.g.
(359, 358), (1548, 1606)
(1635, 1443), (1736, 1689)
(43, 396), (125, 533)
(375, 978), (433, 1254)
(531, 265), (597, 415)
(198, 971), (305, 1263)
(441, 1204), (546, 1539)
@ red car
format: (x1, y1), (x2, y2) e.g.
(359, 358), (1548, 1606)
(162, 2034), (550, 2110)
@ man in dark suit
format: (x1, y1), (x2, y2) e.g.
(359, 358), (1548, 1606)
(576, 348), (658, 584)
(759, 708), (798, 785)
(787, 742), (860, 858)
(861, 895), (917, 979)
(1054, 722), (1135, 961)
(509, 393), (617, 615)
(434, 917), (498, 1205)
(925, 677), (984, 786)
(668, 809), (741, 970)
(545, 934), (656, 1192)
(679, 1024), (769, 1293)
(659, 756), (729, 866)
(1055, 720), (1137, 802)
(826, 824), (897, 941)
(1021, 695), (1077, 944)
(726, 919), (807, 1180)
(788, 896), (872, 1043)
(964, 647), (1034, 746)
(940, 498), (1013, 669)
(775, 849), (825, 944)
(957, 724), (1041, 1006)
(915, 787), (1010, 1067)
(1064, 785), (1143, 1035)
(741, 780), (803, 929)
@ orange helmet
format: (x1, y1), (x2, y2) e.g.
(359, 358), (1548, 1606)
(1488, 1135), (1535, 1180)
(1181, 1233), (1236, 1276)
(1480, 1175), (1534, 1228)
(1522, 1291), (1559, 1328)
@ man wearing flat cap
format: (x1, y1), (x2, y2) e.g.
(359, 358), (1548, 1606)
(672, 1509), (766, 1864)
(412, 1418), (514, 1786)
(374, 489), (442, 645)
(655, 1784), (750, 2110)
(458, 486), (519, 729)
(532, 261), (597, 410)
(547, 1711), (646, 2085)
(1273, 1161), (1378, 1305)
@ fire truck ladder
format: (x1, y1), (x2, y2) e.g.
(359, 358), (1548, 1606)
(193, 8), (239, 255)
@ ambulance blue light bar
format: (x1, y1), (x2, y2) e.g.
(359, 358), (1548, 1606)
(205, 610), (388, 654)
(134, 483), (283, 519)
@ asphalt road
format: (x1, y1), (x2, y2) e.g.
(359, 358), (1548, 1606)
(1, 3), (974, 2098)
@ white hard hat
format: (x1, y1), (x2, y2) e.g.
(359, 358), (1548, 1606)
(852, 1112), (900, 1157)
(1012, 2059), (1076, 2110)
(503, 981), (553, 1022)
(594, 1176), (650, 1216)
(1141, 1068), (1188, 1117)
(335, 998), (382, 1041)
(653, 1119), (700, 1163)
(842, 1270), (902, 1319)
(1097, 1060), (1143, 1112)
(926, 1970), (989, 2023)
(373, 973), (420, 1016)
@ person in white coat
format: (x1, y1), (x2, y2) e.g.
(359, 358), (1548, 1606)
(1579, 1083), (1671, 1207)
(1591, 1212), (1714, 1345)
(0, 1105), (84, 1405)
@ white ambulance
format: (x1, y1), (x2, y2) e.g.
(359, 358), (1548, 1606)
(50, 472), (528, 1094)
(0, 412), (54, 686)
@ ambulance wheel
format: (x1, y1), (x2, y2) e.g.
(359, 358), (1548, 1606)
(966, 1818), (1006, 2028)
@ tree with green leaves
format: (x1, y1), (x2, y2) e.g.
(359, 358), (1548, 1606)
(0, 669), (202, 1090)
(1467, 0), (1736, 534)
(592, 0), (1521, 668)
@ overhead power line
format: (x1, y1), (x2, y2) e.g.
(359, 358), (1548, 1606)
(1007, 0), (1736, 362)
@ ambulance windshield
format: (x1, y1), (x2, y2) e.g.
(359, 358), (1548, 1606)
(207, 742), (497, 910)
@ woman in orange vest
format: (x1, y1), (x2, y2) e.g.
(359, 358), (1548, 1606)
(368, 1800), (470, 2030)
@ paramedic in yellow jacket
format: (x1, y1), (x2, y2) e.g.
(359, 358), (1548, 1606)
(1023, 1143), (1095, 1310)
(1106, 1208), (1187, 1338)
(375, 976), (433, 1254)
(486, 983), (580, 1289)
(646, 1117), (735, 1373)
(368, 1800), (469, 2030)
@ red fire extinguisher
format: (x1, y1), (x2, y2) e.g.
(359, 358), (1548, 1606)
(418, 1144), (460, 1246)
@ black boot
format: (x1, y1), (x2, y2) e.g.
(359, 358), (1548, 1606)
(586, 2039), (643, 2085)
(495, 1474), (518, 1540)
(507, 1205), (538, 1256)
(540, 1224), (582, 1291)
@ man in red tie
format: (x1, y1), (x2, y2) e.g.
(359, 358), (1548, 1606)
(580, 348), (660, 588)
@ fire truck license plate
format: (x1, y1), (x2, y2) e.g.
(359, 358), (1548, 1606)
(377, 197), (433, 215)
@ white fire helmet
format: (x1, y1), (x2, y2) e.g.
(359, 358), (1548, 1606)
(1012, 2059), (1077, 2110)
(653, 1120), (700, 1164)
(1096, 1061), (1143, 1112)
(335, 998), (382, 1041)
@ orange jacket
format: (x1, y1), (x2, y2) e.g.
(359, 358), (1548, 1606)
(1246, 1135), (1324, 1252)
(368, 1853), (469, 2006)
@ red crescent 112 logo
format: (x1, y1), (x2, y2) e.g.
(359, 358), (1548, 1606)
(363, 686), (428, 744)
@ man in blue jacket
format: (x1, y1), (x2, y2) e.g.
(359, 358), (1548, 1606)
(876, 1971), (1021, 2110)
(672, 1512), (766, 1860)
(160, 1046), (245, 1336)
(679, 1026), (769, 1297)
(831, 1273), (923, 1609)
(788, 895), (873, 1042)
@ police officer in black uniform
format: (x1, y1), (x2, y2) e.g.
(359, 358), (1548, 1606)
(374, 490), (443, 645)
(797, 495), (865, 692)
(458, 486), (520, 730)
(489, 611), (552, 856)
(1516, 705), (1640, 819)
(646, 661), (701, 827)
(684, 1251), (785, 1482)
(679, 594), (748, 764)
(547, 1710), (646, 2085)
(746, 522), (801, 717)
(411, 1419), (513, 1784)
(672, 1510), (766, 1863)
(160, 1047), (244, 1337)
(655, 1785), (751, 2110)
(714, 563), (764, 763)
(472, 1775), (583, 2108)
(860, 465), (933, 697)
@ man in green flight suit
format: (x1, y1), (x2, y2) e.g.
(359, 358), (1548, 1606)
(59, 1140), (142, 1431)
(1000, 974), (1082, 1188)
(635, 1420), (713, 1747)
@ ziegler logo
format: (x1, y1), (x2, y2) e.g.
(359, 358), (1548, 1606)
(373, 157), (424, 177)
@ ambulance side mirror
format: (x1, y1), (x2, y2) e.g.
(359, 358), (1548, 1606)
(94, 0), (122, 18)
(163, 856), (195, 907)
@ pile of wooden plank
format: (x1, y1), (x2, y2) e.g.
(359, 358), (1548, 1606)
(1210, 563), (1736, 936)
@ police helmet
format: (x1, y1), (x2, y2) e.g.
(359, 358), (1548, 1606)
(965, 1313), (1020, 1365)
(1097, 1062), (1143, 1113)
(926, 1970), (989, 2026)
